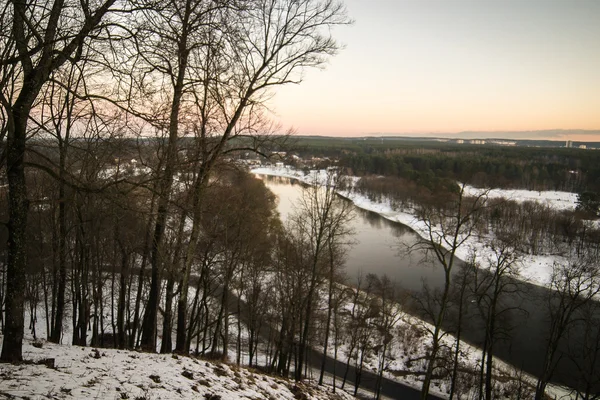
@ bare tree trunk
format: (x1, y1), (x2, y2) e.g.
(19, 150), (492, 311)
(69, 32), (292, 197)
(1, 107), (30, 362)
(140, 44), (186, 350)
(41, 265), (51, 340)
(141, 194), (169, 351)
(131, 195), (156, 348)
(354, 346), (366, 396)
(50, 152), (67, 343)
(160, 276), (175, 353)
(117, 249), (129, 349)
(422, 270), (452, 399)
(236, 279), (243, 365)
(484, 289), (499, 400)
(319, 246), (336, 385)
(185, 278), (201, 353)
(175, 170), (209, 352)
(332, 319), (339, 393)
(449, 270), (468, 400)
(375, 341), (389, 400)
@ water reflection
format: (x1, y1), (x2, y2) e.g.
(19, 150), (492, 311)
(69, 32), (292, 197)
(255, 174), (600, 393)
(258, 174), (444, 293)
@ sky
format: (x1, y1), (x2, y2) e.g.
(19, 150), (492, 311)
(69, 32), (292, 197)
(266, 0), (600, 141)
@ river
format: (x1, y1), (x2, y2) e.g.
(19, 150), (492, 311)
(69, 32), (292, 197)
(264, 175), (443, 292)
(258, 174), (600, 397)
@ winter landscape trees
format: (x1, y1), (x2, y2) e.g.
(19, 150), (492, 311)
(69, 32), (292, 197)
(411, 183), (489, 400)
(0, 0), (349, 363)
(1, 0), (600, 398)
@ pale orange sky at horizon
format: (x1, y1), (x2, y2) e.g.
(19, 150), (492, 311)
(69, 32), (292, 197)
(267, 0), (600, 142)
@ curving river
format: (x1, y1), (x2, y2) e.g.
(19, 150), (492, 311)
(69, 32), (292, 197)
(258, 174), (600, 397)
(263, 175), (443, 291)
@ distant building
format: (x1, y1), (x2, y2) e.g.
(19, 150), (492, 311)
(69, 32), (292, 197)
(470, 139), (486, 145)
(456, 139), (464, 144)
(579, 145), (587, 149)
(566, 140), (573, 148)
(490, 140), (516, 146)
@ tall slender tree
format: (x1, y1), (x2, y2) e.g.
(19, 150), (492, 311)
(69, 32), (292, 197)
(535, 257), (600, 400)
(0, 0), (119, 362)
(411, 184), (488, 399)
(290, 171), (353, 380)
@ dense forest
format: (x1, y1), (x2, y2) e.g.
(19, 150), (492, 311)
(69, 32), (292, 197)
(291, 137), (600, 193)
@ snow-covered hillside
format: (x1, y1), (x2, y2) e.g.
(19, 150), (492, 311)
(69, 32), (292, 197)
(0, 337), (353, 400)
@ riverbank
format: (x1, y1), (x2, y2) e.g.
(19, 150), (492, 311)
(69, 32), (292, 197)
(251, 166), (588, 289)
(252, 167), (578, 399)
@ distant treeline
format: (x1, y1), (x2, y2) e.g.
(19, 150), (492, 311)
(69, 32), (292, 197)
(294, 138), (600, 192)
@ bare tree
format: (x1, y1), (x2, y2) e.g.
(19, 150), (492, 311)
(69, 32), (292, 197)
(27, 57), (97, 344)
(318, 197), (354, 385)
(534, 257), (600, 400)
(447, 260), (472, 400)
(568, 299), (600, 400)
(0, 0), (120, 361)
(173, 0), (350, 354)
(289, 171), (354, 380)
(366, 274), (403, 400)
(471, 236), (524, 400)
(340, 272), (365, 391)
(411, 184), (488, 400)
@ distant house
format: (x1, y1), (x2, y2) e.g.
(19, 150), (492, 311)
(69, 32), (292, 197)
(271, 151), (287, 159)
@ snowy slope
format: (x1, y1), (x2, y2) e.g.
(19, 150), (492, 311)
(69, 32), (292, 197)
(0, 337), (354, 400)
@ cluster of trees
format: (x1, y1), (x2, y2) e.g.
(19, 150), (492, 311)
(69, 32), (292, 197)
(1, 160), (406, 396)
(1, 1), (599, 399)
(0, 0), (349, 364)
(341, 149), (600, 193)
(291, 138), (600, 194)
(353, 175), (457, 209)
(355, 175), (600, 257)
(9, 164), (278, 354)
(393, 183), (600, 400)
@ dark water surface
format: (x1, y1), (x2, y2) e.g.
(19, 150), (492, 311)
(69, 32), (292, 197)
(259, 174), (600, 396)
(263, 175), (443, 292)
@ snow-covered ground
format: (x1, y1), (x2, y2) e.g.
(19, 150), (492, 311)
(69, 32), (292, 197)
(250, 166), (586, 288)
(0, 337), (354, 400)
(462, 185), (578, 211)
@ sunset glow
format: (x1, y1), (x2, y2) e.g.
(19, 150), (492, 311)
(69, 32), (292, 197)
(267, 0), (600, 141)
